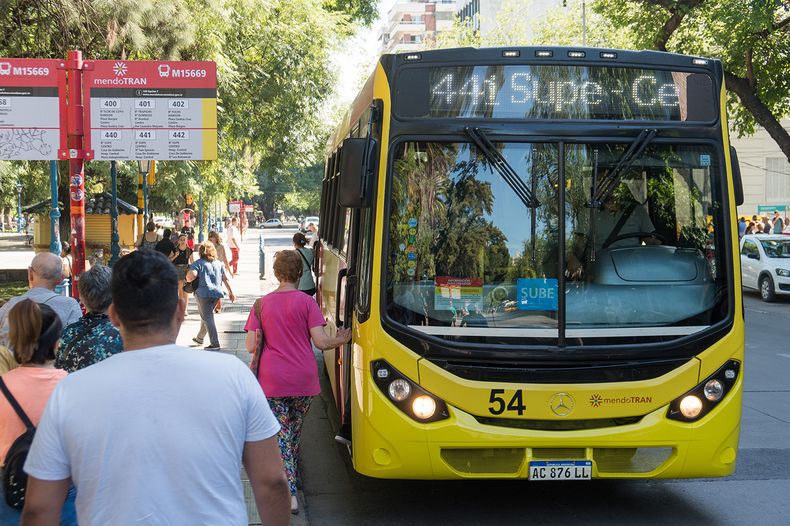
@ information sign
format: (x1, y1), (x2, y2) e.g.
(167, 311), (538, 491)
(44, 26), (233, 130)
(83, 60), (217, 160)
(758, 204), (787, 214)
(434, 277), (483, 311)
(0, 58), (63, 160)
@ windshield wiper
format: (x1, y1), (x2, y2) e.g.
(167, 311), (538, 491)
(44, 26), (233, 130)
(589, 128), (657, 208)
(465, 126), (540, 208)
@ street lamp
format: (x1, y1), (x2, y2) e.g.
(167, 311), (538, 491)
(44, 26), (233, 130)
(16, 182), (23, 233)
(137, 160), (151, 224)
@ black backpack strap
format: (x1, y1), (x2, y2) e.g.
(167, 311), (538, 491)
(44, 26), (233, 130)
(0, 377), (35, 431)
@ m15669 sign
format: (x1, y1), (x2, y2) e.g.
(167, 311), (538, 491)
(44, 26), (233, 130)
(83, 60), (217, 160)
(0, 58), (65, 160)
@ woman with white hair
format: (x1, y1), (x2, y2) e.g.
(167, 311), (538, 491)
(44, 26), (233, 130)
(56, 265), (123, 373)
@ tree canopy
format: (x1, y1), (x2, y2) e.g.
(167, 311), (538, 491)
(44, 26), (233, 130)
(0, 0), (378, 223)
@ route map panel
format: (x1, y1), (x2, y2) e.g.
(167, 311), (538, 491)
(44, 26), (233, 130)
(0, 58), (62, 160)
(84, 60), (217, 160)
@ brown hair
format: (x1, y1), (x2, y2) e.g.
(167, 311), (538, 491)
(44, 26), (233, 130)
(9, 299), (62, 365)
(199, 240), (217, 262)
(292, 232), (307, 247)
(273, 250), (302, 284)
(146, 221), (156, 232)
(208, 230), (219, 243)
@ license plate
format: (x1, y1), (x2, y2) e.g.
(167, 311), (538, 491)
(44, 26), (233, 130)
(528, 460), (592, 480)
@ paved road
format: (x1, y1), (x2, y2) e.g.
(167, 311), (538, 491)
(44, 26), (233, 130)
(263, 226), (789, 526)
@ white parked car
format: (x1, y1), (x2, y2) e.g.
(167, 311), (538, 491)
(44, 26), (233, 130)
(262, 218), (283, 229)
(739, 234), (790, 302)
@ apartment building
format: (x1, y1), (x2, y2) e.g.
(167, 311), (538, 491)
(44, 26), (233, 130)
(456, 0), (563, 41)
(378, 1), (458, 54)
(732, 120), (790, 218)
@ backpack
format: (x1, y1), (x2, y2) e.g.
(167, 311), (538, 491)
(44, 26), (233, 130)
(0, 377), (35, 509)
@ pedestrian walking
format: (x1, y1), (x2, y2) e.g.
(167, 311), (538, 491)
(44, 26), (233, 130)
(0, 300), (76, 525)
(0, 253), (82, 374)
(172, 234), (194, 314)
(181, 218), (195, 249)
(154, 228), (176, 259)
(21, 250), (290, 525)
(227, 216), (241, 276)
(244, 250), (351, 514)
(185, 241), (235, 350)
(55, 265), (122, 373)
(134, 221), (162, 250)
(292, 233), (316, 297)
(208, 230), (232, 314)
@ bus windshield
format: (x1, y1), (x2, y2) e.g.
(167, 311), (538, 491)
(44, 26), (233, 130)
(385, 140), (729, 344)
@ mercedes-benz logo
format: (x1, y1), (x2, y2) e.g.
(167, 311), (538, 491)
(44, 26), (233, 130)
(549, 393), (575, 417)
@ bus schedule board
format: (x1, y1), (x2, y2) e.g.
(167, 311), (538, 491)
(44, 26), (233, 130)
(0, 58), (64, 160)
(84, 60), (217, 160)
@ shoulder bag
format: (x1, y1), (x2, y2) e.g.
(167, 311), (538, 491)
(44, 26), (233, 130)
(0, 378), (35, 509)
(249, 298), (265, 377)
(183, 262), (200, 294)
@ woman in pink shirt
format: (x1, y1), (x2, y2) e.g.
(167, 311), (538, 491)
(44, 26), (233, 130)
(0, 300), (76, 524)
(244, 250), (350, 514)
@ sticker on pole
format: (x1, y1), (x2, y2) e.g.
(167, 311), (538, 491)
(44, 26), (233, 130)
(0, 58), (63, 160)
(83, 60), (217, 160)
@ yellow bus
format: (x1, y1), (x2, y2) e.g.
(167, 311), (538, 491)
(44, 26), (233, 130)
(317, 47), (744, 480)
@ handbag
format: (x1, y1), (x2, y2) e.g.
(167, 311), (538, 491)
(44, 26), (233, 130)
(249, 298), (265, 377)
(0, 378), (35, 509)
(183, 271), (199, 294)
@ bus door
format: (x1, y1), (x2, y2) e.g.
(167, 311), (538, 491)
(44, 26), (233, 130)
(334, 207), (361, 429)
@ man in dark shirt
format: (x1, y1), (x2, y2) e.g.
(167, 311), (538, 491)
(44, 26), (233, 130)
(155, 228), (177, 260)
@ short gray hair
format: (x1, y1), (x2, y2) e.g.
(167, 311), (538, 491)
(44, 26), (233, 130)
(78, 265), (113, 313)
(30, 252), (63, 284)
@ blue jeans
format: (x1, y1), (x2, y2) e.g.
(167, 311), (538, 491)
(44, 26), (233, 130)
(0, 472), (77, 525)
(195, 295), (220, 347)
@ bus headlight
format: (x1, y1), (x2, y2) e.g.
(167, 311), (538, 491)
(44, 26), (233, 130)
(371, 360), (449, 423)
(679, 395), (703, 418)
(667, 360), (740, 422)
(412, 395), (437, 420)
(703, 379), (724, 401)
(388, 379), (411, 402)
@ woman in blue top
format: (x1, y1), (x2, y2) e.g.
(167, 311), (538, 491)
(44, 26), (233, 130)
(185, 241), (235, 349)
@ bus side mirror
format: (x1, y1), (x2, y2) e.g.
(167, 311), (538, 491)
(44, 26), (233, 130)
(730, 146), (744, 206)
(339, 137), (377, 208)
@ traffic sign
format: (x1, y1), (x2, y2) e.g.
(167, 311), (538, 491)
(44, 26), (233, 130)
(0, 58), (64, 160)
(83, 60), (217, 160)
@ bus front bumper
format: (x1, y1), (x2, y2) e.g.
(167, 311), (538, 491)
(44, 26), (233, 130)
(351, 376), (742, 480)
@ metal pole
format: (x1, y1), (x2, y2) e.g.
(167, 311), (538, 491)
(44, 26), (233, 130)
(218, 200), (224, 233)
(48, 162), (61, 255)
(67, 50), (86, 299)
(136, 171), (144, 236)
(143, 171), (149, 225)
(16, 184), (22, 233)
(198, 193), (204, 243)
(109, 161), (121, 266)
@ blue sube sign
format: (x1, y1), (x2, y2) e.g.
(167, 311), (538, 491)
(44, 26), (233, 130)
(517, 278), (558, 311)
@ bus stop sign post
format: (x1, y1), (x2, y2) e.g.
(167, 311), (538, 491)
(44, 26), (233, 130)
(66, 50), (86, 299)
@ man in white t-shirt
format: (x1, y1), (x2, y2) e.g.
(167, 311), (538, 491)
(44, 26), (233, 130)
(21, 250), (289, 526)
(227, 216), (241, 276)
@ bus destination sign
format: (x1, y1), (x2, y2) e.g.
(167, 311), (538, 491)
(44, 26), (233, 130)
(84, 60), (217, 160)
(401, 65), (715, 122)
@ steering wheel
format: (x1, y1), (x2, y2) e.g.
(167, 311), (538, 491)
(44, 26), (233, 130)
(602, 231), (667, 249)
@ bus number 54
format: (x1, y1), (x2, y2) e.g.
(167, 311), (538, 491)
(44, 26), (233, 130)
(488, 389), (526, 416)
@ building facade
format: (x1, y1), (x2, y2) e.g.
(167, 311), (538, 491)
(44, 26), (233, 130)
(732, 120), (790, 220)
(378, 1), (458, 54)
(455, 0), (563, 41)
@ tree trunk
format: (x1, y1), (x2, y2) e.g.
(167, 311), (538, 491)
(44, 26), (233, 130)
(725, 72), (790, 162)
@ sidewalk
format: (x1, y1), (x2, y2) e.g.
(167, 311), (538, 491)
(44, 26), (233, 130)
(175, 229), (309, 526)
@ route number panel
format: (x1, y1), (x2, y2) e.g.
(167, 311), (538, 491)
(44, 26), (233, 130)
(85, 60), (217, 160)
